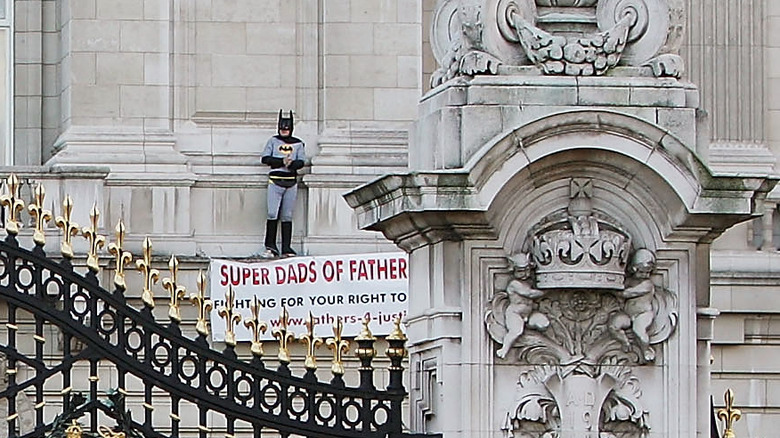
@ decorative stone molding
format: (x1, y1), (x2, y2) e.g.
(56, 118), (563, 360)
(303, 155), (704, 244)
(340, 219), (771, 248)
(431, 1), (503, 87)
(530, 179), (631, 289)
(430, 0), (686, 86)
(502, 0), (632, 76)
(484, 179), (678, 438)
(501, 364), (649, 438)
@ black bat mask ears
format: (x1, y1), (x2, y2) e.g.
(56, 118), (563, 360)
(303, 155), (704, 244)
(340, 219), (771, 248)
(277, 110), (294, 137)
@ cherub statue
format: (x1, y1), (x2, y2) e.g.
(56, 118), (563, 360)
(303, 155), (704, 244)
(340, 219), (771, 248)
(487, 253), (549, 359)
(609, 249), (658, 361)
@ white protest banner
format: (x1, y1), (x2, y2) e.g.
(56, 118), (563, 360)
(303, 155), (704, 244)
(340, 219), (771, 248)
(209, 252), (408, 341)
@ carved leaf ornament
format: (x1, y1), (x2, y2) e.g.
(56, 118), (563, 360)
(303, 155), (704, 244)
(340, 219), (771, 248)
(486, 179), (678, 438)
(430, 0), (684, 87)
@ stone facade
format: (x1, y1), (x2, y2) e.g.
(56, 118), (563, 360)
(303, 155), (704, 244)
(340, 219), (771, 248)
(2, 0), (780, 437)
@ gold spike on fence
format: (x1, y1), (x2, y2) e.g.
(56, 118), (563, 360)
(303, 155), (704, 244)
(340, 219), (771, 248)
(162, 255), (186, 323)
(28, 183), (52, 246)
(55, 195), (80, 259)
(244, 296), (268, 357)
(718, 388), (741, 438)
(107, 219), (132, 291)
(136, 237), (159, 308)
(82, 204), (105, 273)
(191, 270), (213, 337)
(0, 174), (25, 235)
(326, 318), (350, 376)
(272, 306), (295, 364)
(299, 312), (323, 371)
(218, 285), (242, 347)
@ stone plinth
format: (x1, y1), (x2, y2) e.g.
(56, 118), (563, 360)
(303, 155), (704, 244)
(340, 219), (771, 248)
(346, 75), (777, 438)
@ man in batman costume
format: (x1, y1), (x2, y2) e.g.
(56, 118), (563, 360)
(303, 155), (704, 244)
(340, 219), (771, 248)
(260, 110), (306, 258)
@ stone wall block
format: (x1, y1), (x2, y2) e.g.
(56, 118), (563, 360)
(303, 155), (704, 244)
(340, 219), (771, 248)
(324, 23), (374, 55)
(246, 24), (295, 55)
(324, 0), (350, 23)
(324, 55), (350, 87)
(246, 87), (297, 112)
(397, 55), (419, 88)
(211, 0), (280, 22)
(211, 55), (281, 87)
(577, 86), (630, 106)
(629, 86), (687, 107)
(15, 32), (43, 64)
(195, 86), (246, 112)
(97, 52), (143, 85)
(120, 85), (168, 118)
(143, 53), (169, 86)
(68, 52), (96, 85)
(460, 105), (503, 163)
(96, 0), (142, 19)
(70, 19), (120, 51)
(71, 84), (120, 118)
(350, 55), (398, 88)
(14, 64), (42, 96)
(119, 21), (167, 52)
(195, 22), (246, 54)
(374, 88), (419, 121)
(657, 108), (697, 149)
(143, 0), (168, 20)
(16, 1), (42, 32)
(69, 0), (96, 19)
(324, 87), (374, 120)
(374, 23), (420, 55)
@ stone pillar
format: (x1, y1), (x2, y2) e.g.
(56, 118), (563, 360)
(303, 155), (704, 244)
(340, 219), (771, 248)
(760, 202), (776, 251)
(345, 1), (779, 437)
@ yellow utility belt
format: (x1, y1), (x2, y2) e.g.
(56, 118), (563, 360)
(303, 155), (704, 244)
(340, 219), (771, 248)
(269, 175), (297, 187)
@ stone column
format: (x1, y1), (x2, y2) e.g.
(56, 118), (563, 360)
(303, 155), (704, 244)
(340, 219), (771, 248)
(345, 2), (778, 437)
(760, 201), (776, 251)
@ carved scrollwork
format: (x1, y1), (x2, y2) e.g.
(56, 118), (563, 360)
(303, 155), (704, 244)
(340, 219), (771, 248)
(429, 0), (686, 86)
(502, 363), (650, 438)
(502, 1), (632, 75)
(430, 0), (503, 87)
(486, 179), (678, 438)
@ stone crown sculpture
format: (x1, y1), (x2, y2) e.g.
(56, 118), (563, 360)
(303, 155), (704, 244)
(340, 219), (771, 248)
(430, 0), (685, 87)
(530, 180), (631, 289)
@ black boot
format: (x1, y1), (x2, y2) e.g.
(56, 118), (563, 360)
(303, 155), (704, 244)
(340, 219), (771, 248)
(281, 221), (296, 257)
(263, 220), (279, 257)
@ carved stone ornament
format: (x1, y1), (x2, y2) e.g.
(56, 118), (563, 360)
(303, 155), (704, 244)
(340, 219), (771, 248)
(484, 179), (678, 438)
(430, 0), (685, 86)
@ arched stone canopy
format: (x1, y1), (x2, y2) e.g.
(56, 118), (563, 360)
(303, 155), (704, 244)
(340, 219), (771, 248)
(345, 109), (776, 252)
(345, 107), (777, 438)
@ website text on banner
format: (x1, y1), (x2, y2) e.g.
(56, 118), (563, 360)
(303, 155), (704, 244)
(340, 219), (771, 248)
(209, 253), (408, 341)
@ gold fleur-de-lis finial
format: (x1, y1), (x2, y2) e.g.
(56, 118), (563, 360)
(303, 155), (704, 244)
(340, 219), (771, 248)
(28, 183), (52, 246)
(107, 219), (132, 290)
(299, 312), (323, 370)
(82, 203), (106, 272)
(54, 195), (80, 259)
(218, 285), (242, 346)
(136, 237), (159, 308)
(243, 296), (268, 357)
(162, 255), (187, 323)
(189, 270), (213, 337)
(272, 306), (295, 363)
(0, 174), (25, 236)
(718, 388), (742, 438)
(326, 317), (350, 376)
